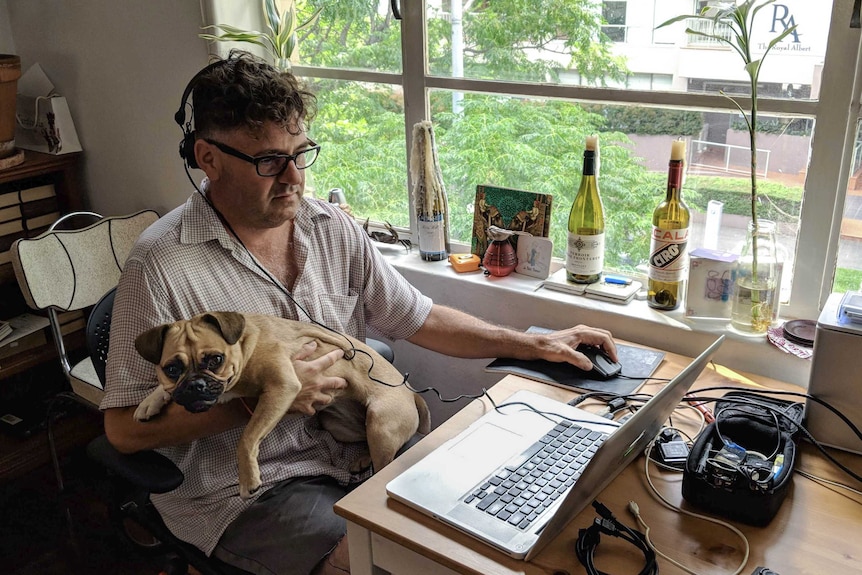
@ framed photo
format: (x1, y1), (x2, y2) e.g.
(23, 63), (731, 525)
(471, 185), (552, 258)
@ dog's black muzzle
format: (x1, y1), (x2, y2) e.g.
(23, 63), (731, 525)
(173, 373), (225, 413)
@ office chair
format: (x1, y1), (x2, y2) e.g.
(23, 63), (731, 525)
(84, 286), (238, 575)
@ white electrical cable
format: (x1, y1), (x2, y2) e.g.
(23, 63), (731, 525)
(638, 441), (751, 575)
(628, 500), (702, 575)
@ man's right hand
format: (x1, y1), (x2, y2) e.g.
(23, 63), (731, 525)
(290, 341), (348, 415)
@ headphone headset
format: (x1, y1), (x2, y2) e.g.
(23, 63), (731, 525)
(175, 59), (230, 170)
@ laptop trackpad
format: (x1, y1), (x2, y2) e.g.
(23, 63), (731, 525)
(448, 422), (523, 463)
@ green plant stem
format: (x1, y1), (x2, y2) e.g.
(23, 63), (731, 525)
(750, 82), (759, 298)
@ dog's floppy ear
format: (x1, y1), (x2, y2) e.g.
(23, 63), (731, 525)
(135, 324), (171, 365)
(200, 312), (246, 345)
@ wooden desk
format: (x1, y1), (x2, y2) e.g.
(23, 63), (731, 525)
(335, 350), (862, 575)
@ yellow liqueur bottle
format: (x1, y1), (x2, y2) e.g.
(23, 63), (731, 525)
(566, 135), (605, 284)
(648, 139), (691, 310)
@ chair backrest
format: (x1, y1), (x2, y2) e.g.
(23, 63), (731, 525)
(87, 286), (117, 386)
(11, 210), (159, 313)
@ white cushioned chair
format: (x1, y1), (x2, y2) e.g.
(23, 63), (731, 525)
(10, 210), (159, 407)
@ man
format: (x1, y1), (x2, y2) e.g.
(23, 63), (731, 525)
(101, 51), (616, 575)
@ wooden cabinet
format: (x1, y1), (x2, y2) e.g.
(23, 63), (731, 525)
(0, 151), (92, 480)
(0, 150), (86, 382)
(0, 150), (85, 285)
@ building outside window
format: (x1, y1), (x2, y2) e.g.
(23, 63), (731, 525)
(602, 1), (628, 43)
(215, 0), (861, 321)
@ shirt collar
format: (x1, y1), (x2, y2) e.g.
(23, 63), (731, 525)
(180, 178), (331, 248)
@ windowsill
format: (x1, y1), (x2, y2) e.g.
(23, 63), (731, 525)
(380, 246), (811, 388)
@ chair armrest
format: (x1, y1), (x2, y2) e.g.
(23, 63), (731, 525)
(87, 434), (184, 494)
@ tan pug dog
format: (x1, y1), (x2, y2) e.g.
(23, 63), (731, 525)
(133, 311), (431, 499)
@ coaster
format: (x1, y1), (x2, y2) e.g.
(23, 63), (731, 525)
(783, 319), (816, 347)
(767, 324), (814, 359)
(0, 148), (25, 171)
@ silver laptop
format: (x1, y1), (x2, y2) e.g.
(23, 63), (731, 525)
(387, 335), (724, 560)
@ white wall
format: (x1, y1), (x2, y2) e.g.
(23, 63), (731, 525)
(4, 0), (209, 217)
(0, 1), (14, 54)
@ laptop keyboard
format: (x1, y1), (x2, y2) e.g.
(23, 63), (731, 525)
(462, 420), (608, 531)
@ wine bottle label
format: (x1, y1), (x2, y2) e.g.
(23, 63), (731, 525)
(648, 226), (690, 282)
(566, 232), (605, 276)
(418, 215), (446, 258)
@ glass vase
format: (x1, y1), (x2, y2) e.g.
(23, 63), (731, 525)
(483, 238), (518, 277)
(730, 219), (780, 335)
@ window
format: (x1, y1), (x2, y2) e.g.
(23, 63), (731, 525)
(218, 0), (860, 320)
(602, 1), (628, 43)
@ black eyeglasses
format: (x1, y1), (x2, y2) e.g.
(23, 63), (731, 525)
(204, 138), (321, 177)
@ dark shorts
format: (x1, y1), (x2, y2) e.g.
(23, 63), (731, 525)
(213, 476), (352, 575)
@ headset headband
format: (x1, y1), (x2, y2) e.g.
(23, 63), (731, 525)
(175, 59), (230, 129)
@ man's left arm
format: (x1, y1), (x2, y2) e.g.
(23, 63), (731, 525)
(406, 304), (617, 371)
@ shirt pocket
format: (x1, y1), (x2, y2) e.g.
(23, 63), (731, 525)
(316, 289), (361, 336)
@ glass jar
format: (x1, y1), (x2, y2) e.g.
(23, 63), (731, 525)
(730, 219), (780, 335)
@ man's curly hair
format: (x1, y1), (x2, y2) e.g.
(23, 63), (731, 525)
(191, 50), (317, 139)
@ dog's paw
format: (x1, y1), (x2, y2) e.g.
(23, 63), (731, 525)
(239, 474), (262, 500)
(239, 483), (261, 500)
(134, 388), (172, 421)
(238, 461), (262, 500)
(349, 454), (373, 474)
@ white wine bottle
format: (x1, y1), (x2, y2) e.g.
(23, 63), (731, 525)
(410, 121), (450, 261)
(566, 135), (605, 284)
(647, 139), (691, 310)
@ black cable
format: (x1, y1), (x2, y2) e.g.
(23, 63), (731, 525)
(575, 501), (658, 575)
(682, 388), (862, 484)
(692, 386), (862, 444)
(714, 404), (783, 460)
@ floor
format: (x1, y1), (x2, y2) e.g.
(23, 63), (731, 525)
(1, 444), (169, 575)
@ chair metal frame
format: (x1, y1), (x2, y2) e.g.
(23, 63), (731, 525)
(10, 210), (159, 495)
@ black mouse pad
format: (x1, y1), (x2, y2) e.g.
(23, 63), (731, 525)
(484, 328), (665, 396)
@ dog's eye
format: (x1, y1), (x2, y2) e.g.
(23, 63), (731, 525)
(163, 361), (184, 380)
(202, 354), (224, 371)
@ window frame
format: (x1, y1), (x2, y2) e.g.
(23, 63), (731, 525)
(220, 0), (862, 321)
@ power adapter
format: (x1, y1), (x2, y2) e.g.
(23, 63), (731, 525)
(655, 429), (689, 465)
(658, 440), (690, 465)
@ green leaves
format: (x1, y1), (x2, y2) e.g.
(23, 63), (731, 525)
(199, 0), (322, 64)
(657, 0), (798, 227)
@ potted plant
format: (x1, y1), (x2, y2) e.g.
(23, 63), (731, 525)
(199, 0), (322, 71)
(659, 0), (797, 335)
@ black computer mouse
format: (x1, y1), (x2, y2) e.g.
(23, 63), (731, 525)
(575, 344), (622, 380)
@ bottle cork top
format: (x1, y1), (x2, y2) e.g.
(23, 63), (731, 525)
(670, 139), (686, 161)
(585, 134), (598, 151)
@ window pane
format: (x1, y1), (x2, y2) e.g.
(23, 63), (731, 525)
(305, 79), (408, 227)
(602, 1), (626, 25)
(429, 90), (806, 297)
(602, 1), (627, 42)
(833, 119), (862, 294)
(298, 1), (402, 73)
(426, 0), (830, 100)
